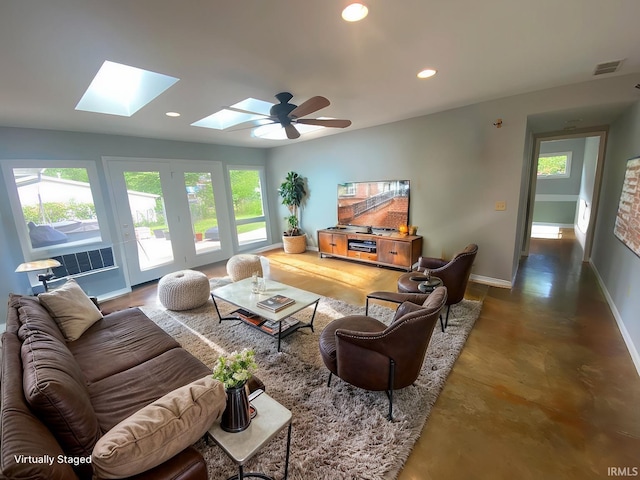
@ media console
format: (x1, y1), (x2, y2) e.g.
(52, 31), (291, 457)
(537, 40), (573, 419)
(317, 228), (422, 272)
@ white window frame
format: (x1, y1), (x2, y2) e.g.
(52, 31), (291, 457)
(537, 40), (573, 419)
(1, 159), (112, 260)
(537, 151), (572, 179)
(226, 165), (271, 251)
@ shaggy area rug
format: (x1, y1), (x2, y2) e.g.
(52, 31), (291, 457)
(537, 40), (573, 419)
(141, 280), (482, 480)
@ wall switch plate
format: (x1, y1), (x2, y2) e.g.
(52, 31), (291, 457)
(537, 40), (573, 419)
(495, 201), (507, 211)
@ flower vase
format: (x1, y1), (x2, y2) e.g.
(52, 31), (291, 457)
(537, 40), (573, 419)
(220, 382), (251, 433)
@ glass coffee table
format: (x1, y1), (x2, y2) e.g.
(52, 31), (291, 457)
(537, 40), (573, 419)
(211, 278), (321, 352)
(207, 390), (292, 480)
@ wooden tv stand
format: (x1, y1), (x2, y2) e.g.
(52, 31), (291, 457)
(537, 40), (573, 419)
(317, 228), (423, 272)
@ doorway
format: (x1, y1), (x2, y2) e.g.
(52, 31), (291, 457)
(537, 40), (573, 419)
(523, 130), (607, 262)
(105, 158), (233, 286)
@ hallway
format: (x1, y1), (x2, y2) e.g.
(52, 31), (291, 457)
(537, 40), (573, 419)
(101, 233), (640, 479)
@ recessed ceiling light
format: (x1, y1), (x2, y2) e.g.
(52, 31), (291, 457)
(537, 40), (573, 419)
(417, 69), (437, 79)
(166, 112), (181, 117)
(342, 3), (368, 22)
(75, 61), (179, 116)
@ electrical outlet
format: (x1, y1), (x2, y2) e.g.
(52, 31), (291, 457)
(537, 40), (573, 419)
(495, 201), (506, 211)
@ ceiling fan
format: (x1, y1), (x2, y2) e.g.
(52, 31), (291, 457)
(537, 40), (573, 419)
(227, 92), (352, 139)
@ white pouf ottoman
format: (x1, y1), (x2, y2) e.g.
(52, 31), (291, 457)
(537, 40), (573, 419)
(226, 254), (263, 282)
(158, 270), (210, 311)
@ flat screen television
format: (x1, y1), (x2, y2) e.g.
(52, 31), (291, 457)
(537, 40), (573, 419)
(337, 180), (410, 230)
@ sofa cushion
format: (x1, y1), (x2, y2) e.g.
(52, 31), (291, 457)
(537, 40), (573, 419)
(14, 294), (67, 343)
(1, 333), (79, 480)
(89, 348), (212, 432)
(91, 376), (225, 479)
(21, 329), (101, 457)
(38, 279), (103, 341)
(68, 308), (180, 383)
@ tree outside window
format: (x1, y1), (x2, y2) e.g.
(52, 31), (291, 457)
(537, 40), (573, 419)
(537, 152), (572, 178)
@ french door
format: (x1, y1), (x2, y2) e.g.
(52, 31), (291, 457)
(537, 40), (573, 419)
(105, 158), (232, 286)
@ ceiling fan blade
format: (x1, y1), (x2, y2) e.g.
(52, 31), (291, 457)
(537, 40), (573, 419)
(295, 118), (352, 128)
(224, 119), (276, 132)
(225, 106), (270, 117)
(285, 124), (300, 139)
(289, 96), (330, 119)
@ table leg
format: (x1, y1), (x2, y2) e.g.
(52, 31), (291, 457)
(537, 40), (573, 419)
(295, 299), (319, 333)
(211, 294), (240, 323)
(307, 300), (319, 332)
(284, 422), (292, 480)
(277, 321), (283, 352)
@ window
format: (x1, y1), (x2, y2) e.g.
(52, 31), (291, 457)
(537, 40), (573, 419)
(228, 167), (268, 247)
(537, 152), (572, 178)
(3, 162), (109, 258)
(184, 171), (221, 255)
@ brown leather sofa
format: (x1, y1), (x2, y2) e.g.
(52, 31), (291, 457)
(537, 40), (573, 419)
(1, 293), (260, 480)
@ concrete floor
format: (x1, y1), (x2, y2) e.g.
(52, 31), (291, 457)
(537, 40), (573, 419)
(102, 233), (640, 479)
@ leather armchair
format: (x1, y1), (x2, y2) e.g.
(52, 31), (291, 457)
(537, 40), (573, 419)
(319, 287), (447, 420)
(394, 244), (478, 330)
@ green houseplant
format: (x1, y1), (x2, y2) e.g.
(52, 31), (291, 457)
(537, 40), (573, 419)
(278, 171), (308, 253)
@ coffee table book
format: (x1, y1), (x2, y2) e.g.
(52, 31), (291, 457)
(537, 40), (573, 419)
(260, 318), (299, 336)
(257, 294), (295, 312)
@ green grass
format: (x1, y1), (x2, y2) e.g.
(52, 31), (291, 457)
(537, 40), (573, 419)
(139, 214), (264, 237)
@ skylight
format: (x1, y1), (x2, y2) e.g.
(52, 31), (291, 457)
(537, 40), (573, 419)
(75, 61), (179, 117)
(192, 98), (274, 130)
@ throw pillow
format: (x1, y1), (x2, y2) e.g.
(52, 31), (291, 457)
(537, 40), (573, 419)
(92, 376), (226, 479)
(38, 279), (103, 341)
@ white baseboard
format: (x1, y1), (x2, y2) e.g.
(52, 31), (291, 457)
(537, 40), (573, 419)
(532, 222), (575, 228)
(590, 260), (640, 377)
(265, 242), (317, 253)
(97, 287), (132, 303)
(470, 274), (512, 289)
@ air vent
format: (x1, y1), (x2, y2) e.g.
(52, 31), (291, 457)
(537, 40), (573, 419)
(593, 60), (623, 76)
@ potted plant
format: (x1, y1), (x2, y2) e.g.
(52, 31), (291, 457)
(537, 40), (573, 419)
(212, 348), (258, 432)
(278, 171), (307, 254)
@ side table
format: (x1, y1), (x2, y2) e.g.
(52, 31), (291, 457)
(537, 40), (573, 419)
(207, 391), (292, 480)
(417, 276), (443, 293)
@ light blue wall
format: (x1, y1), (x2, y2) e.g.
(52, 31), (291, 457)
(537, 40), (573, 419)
(3, 73), (640, 354)
(537, 138), (585, 195)
(591, 102), (640, 369)
(533, 138), (586, 225)
(267, 74), (640, 287)
(0, 127), (268, 324)
(532, 202), (576, 225)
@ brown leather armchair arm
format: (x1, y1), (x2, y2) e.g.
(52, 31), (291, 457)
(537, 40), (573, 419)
(417, 256), (448, 271)
(365, 291), (429, 314)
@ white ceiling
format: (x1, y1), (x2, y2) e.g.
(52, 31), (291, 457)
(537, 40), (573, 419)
(2, 0), (640, 148)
